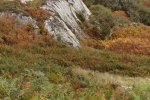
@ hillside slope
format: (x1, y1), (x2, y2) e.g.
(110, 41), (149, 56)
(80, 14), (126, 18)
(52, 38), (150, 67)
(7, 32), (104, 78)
(0, 0), (150, 100)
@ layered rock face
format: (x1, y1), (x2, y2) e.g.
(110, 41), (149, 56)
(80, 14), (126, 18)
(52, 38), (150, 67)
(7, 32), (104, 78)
(42, 0), (91, 47)
(45, 16), (80, 47)
(19, 0), (91, 47)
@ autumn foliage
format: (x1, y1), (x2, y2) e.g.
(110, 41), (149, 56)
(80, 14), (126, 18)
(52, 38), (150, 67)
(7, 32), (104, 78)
(26, 7), (51, 22)
(84, 24), (150, 56)
(102, 24), (150, 55)
(0, 14), (59, 48)
(0, 15), (35, 45)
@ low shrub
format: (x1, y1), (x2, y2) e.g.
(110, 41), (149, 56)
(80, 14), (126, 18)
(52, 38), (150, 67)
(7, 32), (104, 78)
(26, 7), (51, 23)
(84, 5), (114, 39)
(89, 0), (150, 25)
(112, 10), (129, 20)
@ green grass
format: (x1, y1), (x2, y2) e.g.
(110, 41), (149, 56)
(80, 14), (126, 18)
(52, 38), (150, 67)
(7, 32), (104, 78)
(0, 44), (150, 99)
(0, 44), (150, 77)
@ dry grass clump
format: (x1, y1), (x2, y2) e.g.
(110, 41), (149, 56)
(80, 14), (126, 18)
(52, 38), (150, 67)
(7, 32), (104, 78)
(112, 10), (129, 20)
(0, 15), (35, 45)
(82, 39), (102, 49)
(72, 67), (150, 100)
(26, 7), (51, 23)
(25, 7), (52, 34)
(101, 38), (150, 56)
(111, 25), (150, 39)
(72, 67), (150, 86)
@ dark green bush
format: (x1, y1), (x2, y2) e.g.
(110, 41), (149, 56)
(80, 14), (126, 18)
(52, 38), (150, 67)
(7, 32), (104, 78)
(93, 0), (123, 10)
(84, 5), (114, 39)
(88, 0), (150, 25)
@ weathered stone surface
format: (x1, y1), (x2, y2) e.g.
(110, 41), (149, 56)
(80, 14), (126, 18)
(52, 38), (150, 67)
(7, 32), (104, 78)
(42, 0), (91, 47)
(42, 0), (91, 38)
(45, 16), (80, 47)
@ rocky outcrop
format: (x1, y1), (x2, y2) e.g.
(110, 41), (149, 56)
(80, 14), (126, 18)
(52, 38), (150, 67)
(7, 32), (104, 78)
(41, 0), (91, 47)
(42, 0), (91, 38)
(20, 0), (91, 47)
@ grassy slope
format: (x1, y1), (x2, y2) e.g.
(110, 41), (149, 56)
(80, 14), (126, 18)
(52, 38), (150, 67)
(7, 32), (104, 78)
(0, 44), (150, 99)
(0, 0), (150, 100)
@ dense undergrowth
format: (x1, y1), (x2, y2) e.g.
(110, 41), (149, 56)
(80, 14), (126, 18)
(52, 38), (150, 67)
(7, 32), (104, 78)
(0, 0), (150, 100)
